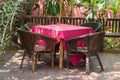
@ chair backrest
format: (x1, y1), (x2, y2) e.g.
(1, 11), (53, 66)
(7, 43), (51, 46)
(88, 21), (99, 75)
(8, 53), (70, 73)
(24, 23), (38, 30)
(66, 35), (90, 52)
(66, 31), (105, 55)
(17, 30), (37, 52)
(36, 34), (57, 50)
(88, 32), (105, 55)
(18, 30), (57, 52)
(80, 22), (102, 32)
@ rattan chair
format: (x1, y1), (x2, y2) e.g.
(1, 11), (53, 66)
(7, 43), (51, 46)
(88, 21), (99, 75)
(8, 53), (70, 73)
(80, 22), (102, 32)
(66, 34), (89, 68)
(66, 32), (105, 74)
(85, 31), (105, 74)
(17, 30), (57, 72)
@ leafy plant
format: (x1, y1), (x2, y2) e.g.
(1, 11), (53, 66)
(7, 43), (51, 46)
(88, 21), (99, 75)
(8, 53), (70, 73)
(66, 0), (76, 16)
(44, 0), (60, 16)
(44, 0), (76, 16)
(104, 37), (120, 49)
(23, 0), (40, 15)
(76, 0), (107, 21)
(0, 0), (26, 50)
(108, 0), (120, 17)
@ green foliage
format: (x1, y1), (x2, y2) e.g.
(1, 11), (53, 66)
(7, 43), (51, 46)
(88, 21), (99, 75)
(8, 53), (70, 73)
(108, 0), (120, 17)
(44, 0), (76, 16)
(104, 38), (120, 49)
(77, 0), (120, 19)
(67, 0), (76, 16)
(76, 0), (106, 21)
(24, 0), (34, 15)
(0, 0), (25, 50)
(44, 0), (60, 16)
(24, 0), (40, 15)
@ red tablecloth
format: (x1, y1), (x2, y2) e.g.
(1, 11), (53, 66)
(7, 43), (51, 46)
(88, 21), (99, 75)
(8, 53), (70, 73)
(31, 24), (93, 66)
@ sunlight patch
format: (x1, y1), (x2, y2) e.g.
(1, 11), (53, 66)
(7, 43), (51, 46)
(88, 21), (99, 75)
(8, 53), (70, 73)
(0, 69), (10, 72)
(113, 62), (120, 69)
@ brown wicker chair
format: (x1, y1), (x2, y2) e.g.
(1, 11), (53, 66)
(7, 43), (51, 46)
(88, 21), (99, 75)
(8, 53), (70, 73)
(85, 32), (105, 74)
(66, 34), (90, 68)
(66, 32), (105, 74)
(17, 30), (57, 72)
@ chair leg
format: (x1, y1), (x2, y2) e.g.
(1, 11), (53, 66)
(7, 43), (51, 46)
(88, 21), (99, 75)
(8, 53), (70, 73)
(96, 53), (104, 71)
(66, 54), (69, 68)
(86, 55), (90, 74)
(37, 54), (41, 61)
(32, 52), (37, 72)
(20, 52), (26, 68)
(35, 55), (37, 71)
(29, 53), (32, 59)
(51, 52), (55, 68)
(54, 50), (57, 60)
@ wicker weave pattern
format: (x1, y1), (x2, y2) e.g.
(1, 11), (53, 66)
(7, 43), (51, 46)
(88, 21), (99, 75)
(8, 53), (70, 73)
(17, 30), (57, 72)
(66, 32), (105, 74)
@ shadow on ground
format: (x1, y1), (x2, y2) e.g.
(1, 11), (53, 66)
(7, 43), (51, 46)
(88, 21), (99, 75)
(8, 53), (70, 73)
(0, 49), (120, 80)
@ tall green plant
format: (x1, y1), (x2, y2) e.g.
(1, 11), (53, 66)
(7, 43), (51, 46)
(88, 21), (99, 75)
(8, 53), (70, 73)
(0, 0), (25, 50)
(44, 0), (76, 16)
(67, 0), (76, 16)
(44, 0), (60, 16)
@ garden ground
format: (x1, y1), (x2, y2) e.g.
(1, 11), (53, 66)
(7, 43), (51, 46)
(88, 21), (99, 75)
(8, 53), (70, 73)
(0, 49), (120, 80)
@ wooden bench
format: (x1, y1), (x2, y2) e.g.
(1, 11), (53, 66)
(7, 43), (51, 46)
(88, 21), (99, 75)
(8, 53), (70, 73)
(105, 33), (120, 37)
(104, 18), (120, 37)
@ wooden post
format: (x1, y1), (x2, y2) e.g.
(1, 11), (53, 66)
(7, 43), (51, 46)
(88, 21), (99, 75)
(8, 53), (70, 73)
(59, 38), (64, 69)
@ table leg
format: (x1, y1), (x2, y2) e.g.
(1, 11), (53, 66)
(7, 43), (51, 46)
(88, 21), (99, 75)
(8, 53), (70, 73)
(59, 38), (64, 69)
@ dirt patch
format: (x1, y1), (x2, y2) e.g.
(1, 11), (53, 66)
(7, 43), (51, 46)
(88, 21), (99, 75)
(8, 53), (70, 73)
(0, 51), (16, 69)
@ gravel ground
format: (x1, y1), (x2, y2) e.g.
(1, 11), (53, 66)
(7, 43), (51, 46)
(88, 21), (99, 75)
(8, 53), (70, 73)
(0, 49), (120, 80)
